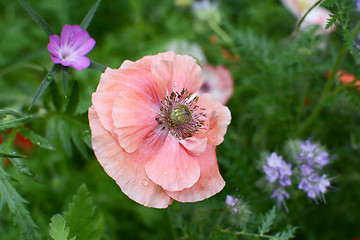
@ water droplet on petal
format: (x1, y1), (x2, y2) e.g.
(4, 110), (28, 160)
(163, 171), (168, 175)
(142, 179), (149, 187)
(173, 82), (178, 87)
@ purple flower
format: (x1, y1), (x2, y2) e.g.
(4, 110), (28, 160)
(300, 164), (314, 176)
(298, 173), (331, 202)
(225, 195), (239, 213)
(47, 24), (96, 71)
(271, 189), (290, 212)
(279, 176), (291, 186)
(357, 0), (360, 12)
(263, 152), (292, 185)
(263, 165), (279, 183)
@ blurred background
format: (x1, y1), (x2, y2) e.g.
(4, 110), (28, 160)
(1, 0), (360, 239)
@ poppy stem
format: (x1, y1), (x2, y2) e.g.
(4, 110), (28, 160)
(298, 20), (360, 137)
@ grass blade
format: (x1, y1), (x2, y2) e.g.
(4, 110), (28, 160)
(81, 0), (101, 30)
(30, 64), (61, 109)
(18, 0), (55, 36)
(89, 61), (106, 72)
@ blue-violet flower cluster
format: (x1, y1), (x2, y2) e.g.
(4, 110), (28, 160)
(263, 139), (333, 211)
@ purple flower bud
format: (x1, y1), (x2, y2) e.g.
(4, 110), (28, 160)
(314, 151), (329, 167)
(299, 178), (310, 191)
(226, 195), (238, 207)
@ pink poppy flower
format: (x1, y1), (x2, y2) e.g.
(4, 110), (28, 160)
(280, 0), (334, 34)
(89, 51), (231, 208)
(197, 63), (234, 105)
(47, 24), (96, 71)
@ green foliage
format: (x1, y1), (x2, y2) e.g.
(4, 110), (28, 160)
(49, 215), (76, 240)
(63, 184), (102, 240)
(258, 206), (276, 236)
(0, 167), (38, 240)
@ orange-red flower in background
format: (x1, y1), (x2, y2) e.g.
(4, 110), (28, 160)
(89, 51), (231, 208)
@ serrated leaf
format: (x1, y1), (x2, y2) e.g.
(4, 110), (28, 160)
(57, 120), (73, 157)
(18, 0), (55, 36)
(20, 128), (56, 151)
(0, 116), (32, 131)
(66, 81), (80, 114)
(258, 206), (276, 235)
(49, 214), (75, 240)
(64, 184), (102, 240)
(8, 158), (33, 177)
(0, 166), (38, 239)
(80, 0), (101, 30)
(71, 126), (90, 159)
(30, 64), (61, 109)
(272, 227), (297, 240)
(0, 109), (23, 118)
(89, 61), (106, 72)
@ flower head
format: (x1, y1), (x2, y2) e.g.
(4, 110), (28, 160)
(263, 153), (292, 186)
(47, 24), (96, 71)
(280, 0), (334, 34)
(197, 64), (234, 105)
(89, 51), (231, 208)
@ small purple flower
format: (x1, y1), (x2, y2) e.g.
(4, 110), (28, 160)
(357, 0), (360, 12)
(226, 195), (238, 213)
(314, 151), (329, 167)
(271, 189), (290, 212)
(47, 24), (96, 71)
(301, 164), (314, 176)
(279, 175), (291, 186)
(263, 152), (292, 185)
(263, 165), (279, 183)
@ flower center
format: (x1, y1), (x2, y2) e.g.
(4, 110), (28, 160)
(156, 89), (206, 139)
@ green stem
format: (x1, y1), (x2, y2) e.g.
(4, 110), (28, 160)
(297, 20), (360, 137)
(208, 20), (235, 50)
(296, 0), (322, 31)
(331, 76), (360, 95)
(219, 229), (273, 239)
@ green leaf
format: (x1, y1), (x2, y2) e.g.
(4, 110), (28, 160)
(8, 157), (33, 177)
(20, 128), (56, 151)
(0, 116), (32, 131)
(62, 66), (70, 97)
(0, 151), (26, 158)
(71, 126), (90, 159)
(49, 80), (63, 110)
(30, 64), (61, 109)
(66, 81), (80, 114)
(18, 0), (55, 36)
(81, 0), (101, 30)
(258, 206), (276, 235)
(0, 166), (38, 239)
(64, 184), (102, 240)
(57, 120), (73, 157)
(89, 61), (106, 72)
(0, 109), (23, 118)
(49, 214), (76, 240)
(272, 227), (297, 240)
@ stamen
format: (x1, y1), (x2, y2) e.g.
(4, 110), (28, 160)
(156, 88), (206, 139)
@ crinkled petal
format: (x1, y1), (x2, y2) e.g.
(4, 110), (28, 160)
(112, 89), (159, 153)
(92, 66), (160, 134)
(50, 54), (63, 64)
(151, 51), (202, 96)
(197, 93), (231, 146)
(89, 107), (172, 208)
(166, 144), (225, 202)
(179, 136), (208, 155)
(145, 135), (200, 192)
